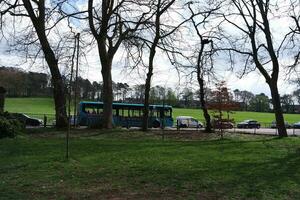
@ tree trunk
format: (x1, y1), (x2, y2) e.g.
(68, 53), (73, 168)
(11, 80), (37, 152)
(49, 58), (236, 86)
(198, 78), (212, 132)
(101, 59), (113, 129)
(269, 82), (288, 137)
(196, 40), (212, 133)
(142, 69), (153, 131)
(96, 38), (113, 129)
(0, 87), (6, 113)
(51, 75), (68, 128)
(39, 33), (68, 128)
(22, 0), (68, 128)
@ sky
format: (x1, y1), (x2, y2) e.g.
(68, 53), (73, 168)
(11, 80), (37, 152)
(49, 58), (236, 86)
(0, 0), (299, 97)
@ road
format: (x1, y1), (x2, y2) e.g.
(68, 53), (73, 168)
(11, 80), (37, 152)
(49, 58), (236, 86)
(227, 128), (300, 136)
(27, 125), (300, 137)
(154, 127), (300, 136)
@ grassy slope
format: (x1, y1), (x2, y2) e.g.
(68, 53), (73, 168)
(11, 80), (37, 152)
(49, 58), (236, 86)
(5, 98), (55, 114)
(173, 108), (300, 124)
(1, 131), (300, 199)
(5, 97), (300, 123)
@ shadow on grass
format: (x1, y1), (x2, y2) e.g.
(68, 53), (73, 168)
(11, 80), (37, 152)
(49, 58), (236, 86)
(2, 131), (300, 199)
(220, 148), (300, 199)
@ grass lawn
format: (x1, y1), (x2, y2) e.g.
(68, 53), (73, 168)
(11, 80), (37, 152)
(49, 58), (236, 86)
(5, 98), (55, 114)
(5, 97), (300, 124)
(1, 129), (300, 199)
(173, 108), (300, 124)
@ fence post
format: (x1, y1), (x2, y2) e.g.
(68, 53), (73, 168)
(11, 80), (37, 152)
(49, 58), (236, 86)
(44, 115), (47, 128)
(234, 122), (236, 134)
(293, 128), (295, 136)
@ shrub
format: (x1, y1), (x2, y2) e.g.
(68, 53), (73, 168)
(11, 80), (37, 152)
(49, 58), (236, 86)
(0, 112), (24, 138)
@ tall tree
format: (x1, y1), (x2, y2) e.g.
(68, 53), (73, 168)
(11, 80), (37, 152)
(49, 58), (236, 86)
(218, 0), (300, 136)
(187, 2), (220, 133)
(293, 89), (300, 105)
(281, 94), (295, 113)
(0, 0), (73, 127)
(88, 0), (149, 129)
(249, 93), (270, 112)
(140, 0), (175, 131)
(239, 90), (255, 111)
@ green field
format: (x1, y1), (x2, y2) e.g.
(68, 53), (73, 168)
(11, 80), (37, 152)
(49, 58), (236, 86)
(5, 97), (300, 124)
(173, 108), (300, 124)
(1, 130), (300, 199)
(5, 98), (55, 114)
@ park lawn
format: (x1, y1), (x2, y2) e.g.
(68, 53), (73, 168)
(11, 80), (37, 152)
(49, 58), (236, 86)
(5, 97), (300, 124)
(1, 130), (300, 199)
(5, 97), (55, 114)
(173, 108), (300, 124)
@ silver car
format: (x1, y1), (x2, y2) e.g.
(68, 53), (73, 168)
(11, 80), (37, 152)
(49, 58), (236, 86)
(176, 116), (203, 128)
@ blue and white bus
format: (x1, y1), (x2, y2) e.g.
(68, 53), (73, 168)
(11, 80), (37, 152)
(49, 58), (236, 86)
(77, 101), (174, 128)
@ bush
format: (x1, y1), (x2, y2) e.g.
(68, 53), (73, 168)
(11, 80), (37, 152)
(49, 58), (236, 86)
(0, 112), (24, 139)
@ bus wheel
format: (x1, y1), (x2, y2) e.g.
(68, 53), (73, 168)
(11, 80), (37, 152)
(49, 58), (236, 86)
(152, 120), (160, 128)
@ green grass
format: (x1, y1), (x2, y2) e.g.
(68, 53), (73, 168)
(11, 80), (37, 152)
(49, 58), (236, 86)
(5, 97), (300, 124)
(1, 130), (300, 199)
(173, 108), (300, 124)
(5, 98), (55, 114)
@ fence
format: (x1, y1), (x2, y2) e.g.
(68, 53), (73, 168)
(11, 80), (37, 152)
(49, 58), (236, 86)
(19, 113), (56, 127)
(16, 113), (300, 136)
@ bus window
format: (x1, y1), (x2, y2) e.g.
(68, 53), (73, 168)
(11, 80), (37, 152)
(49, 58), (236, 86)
(149, 109), (153, 117)
(113, 109), (120, 116)
(131, 109), (138, 117)
(164, 109), (171, 117)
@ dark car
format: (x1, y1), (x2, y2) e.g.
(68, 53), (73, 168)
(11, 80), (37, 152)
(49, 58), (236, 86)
(13, 113), (43, 126)
(270, 121), (291, 129)
(292, 122), (300, 129)
(237, 120), (260, 129)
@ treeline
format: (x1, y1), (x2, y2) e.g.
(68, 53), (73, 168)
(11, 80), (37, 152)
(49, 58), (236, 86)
(233, 90), (300, 114)
(2, 66), (299, 113)
(0, 67), (50, 97)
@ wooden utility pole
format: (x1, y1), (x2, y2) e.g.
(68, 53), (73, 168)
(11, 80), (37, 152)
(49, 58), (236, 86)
(66, 33), (78, 160)
(73, 33), (80, 126)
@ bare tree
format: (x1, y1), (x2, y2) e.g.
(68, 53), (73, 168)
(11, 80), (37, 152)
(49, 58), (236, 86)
(140, 0), (175, 131)
(88, 0), (150, 129)
(0, 0), (83, 128)
(133, 0), (197, 131)
(287, 0), (300, 69)
(218, 0), (300, 137)
(187, 2), (220, 133)
(289, 0), (300, 34)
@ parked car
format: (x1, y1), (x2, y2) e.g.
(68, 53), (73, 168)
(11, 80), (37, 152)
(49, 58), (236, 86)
(292, 122), (300, 129)
(13, 113), (43, 126)
(237, 120), (260, 129)
(176, 116), (203, 128)
(212, 120), (234, 129)
(270, 121), (291, 129)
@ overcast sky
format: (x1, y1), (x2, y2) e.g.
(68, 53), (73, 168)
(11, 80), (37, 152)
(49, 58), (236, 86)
(0, 0), (299, 97)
